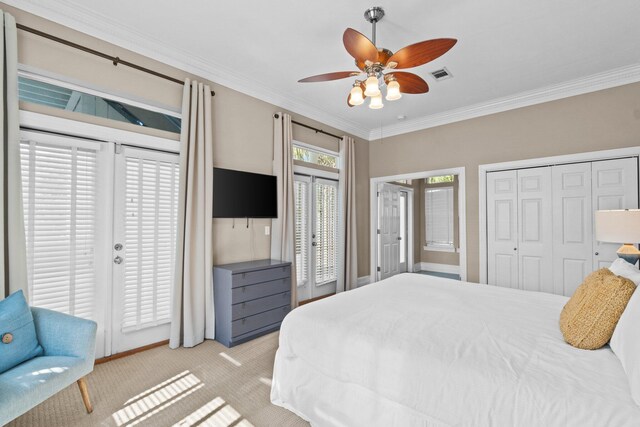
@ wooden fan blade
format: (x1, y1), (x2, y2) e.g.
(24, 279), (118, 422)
(387, 38), (457, 69)
(389, 72), (429, 94)
(299, 71), (360, 83)
(343, 28), (378, 63)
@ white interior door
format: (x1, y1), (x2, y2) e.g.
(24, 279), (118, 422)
(487, 170), (518, 288)
(111, 146), (179, 353)
(592, 158), (639, 269)
(517, 167), (553, 293)
(552, 162), (593, 296)
(294, 174), (338, 302)
(378, 183), (401, 280)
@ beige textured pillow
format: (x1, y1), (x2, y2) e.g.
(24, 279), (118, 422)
(560, 268), (636, 350)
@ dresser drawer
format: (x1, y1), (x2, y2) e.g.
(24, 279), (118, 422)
(231, 277), (290, 303)
(232, 265), (291, 288)
(232, 305), (290, 338)
(232, 291), (290, 321)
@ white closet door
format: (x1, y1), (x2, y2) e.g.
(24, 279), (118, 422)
(592, 158), (639, 269)
(552, 163), (593, 296)
(487, 170), (518, 288)
(517, 167), (553, 293)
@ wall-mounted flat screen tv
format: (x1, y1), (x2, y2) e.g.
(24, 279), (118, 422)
(213, 167), (277, 218)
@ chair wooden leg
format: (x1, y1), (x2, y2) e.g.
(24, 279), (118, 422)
(77, 377), (93, 414)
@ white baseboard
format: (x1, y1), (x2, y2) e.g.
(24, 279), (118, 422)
(357, 276), (371, 287)
(415, 262), (460, 275)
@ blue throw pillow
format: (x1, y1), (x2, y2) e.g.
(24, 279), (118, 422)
(0, 290), (43, 374)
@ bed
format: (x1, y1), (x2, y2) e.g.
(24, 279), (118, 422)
(270, 273), (640, 426)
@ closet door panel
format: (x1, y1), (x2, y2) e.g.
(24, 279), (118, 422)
(487, 170), (518, 288)
(552, 163), (592, 296)
(592, 158), (639, 269)
(517, 167), (553, 293)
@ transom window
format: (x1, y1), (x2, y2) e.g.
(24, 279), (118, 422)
(426, 175), (454, 184)
(293, 144), (338, 169)
(18, 75), (181, 134)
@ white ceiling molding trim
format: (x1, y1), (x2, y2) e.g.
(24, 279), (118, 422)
(369, 63), (640, 141)
(5, 0), (371, 139)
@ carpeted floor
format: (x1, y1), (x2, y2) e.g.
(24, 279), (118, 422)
(9, 332), (308, 427)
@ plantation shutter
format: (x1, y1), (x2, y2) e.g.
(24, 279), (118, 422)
(315, 178), (339, 285)
(425, 187), (454, 248)
(294, 176), (310, 286)
(121, 150), (179, 331)
(20, 139), (99, 320)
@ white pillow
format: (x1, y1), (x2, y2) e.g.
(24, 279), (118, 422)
(609, 258), (640, 286)
(610, 287), (640, 406)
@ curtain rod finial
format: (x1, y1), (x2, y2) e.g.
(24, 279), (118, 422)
(274, 113), (280, 119)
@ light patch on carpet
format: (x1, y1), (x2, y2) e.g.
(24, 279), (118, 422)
(112, 373), (202, 425)
(219, 352), (242, 367)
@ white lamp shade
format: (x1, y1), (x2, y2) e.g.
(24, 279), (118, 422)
(369, 93), (383, 109)
(364, 75), (380, 97)
(595, 209), (640, 243)
(349, 85), (364, 106)
(386, 80), (402, 101)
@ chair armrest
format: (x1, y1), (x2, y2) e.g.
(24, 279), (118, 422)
(31, 307), (97, 361)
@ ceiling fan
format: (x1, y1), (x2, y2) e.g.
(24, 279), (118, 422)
(298, 7), (457, 109)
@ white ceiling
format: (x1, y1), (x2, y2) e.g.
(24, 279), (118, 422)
(7, 0), (640, 140)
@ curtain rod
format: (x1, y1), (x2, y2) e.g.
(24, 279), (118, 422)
(273, 114), (342, 140)
(16, 23), (215, 97)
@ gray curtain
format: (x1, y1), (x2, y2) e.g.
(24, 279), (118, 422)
(170, 80), (214, 348)
(271, 112), (297, 308)
(0, 11), (27, 300)
(337, 136), (358, 292)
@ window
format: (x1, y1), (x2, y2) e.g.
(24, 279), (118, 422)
(18, 75), (181, 133)
(21, 138), (100, 320)
(427, 174), (454, 184)
(292, 144), (338, 169)
(425, 187), (455, 250)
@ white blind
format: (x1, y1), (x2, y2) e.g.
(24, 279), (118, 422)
(20, 140), (98, 320)
(294, 178), (309, 286)
(122, 154), (179, 331)
(315, 179), (339, 285)
(425, 186), (454, 248)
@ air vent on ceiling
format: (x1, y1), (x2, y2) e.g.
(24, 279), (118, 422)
(431, 67), (452, 81)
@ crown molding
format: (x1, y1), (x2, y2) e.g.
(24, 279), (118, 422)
(5, 0), (371, 139)
(369, 63), (640, 140)
(7, 1), (640, 142)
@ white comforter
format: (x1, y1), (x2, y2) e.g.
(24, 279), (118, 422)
(271, 273), (640, 426)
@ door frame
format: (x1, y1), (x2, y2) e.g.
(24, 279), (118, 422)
(370, 167), (467, 282)
(20, 110), (179, 358)
(479, 146), (640, 285)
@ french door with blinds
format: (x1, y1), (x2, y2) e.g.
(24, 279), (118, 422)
(20, 130), (179, 358)
(294, 173), (339, 302)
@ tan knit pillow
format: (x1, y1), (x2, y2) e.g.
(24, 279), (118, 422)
(560, 268), (636, 350)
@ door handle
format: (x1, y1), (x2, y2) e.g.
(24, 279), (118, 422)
(114, 243), (123, 251)
(312, 242), (317, 246)
(113, 256), (124, 264)
(397, 237), (402, 240)
(595, 252), (599, 256)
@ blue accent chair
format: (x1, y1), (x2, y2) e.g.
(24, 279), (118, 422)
(0, 307), (97, 425)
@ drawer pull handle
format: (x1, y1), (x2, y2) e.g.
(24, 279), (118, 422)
(242, 273), (246, 278)
(242, 287), (246, 293)
(242, 302), (246, 309)
(242, 318), (246, 324)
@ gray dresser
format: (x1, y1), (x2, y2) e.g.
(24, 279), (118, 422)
(213, 259), (292, 347)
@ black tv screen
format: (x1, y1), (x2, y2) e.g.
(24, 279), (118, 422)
(213, 168), (277, 218)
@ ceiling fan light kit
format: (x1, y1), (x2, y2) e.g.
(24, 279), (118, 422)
(299, 7), (457, 111)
